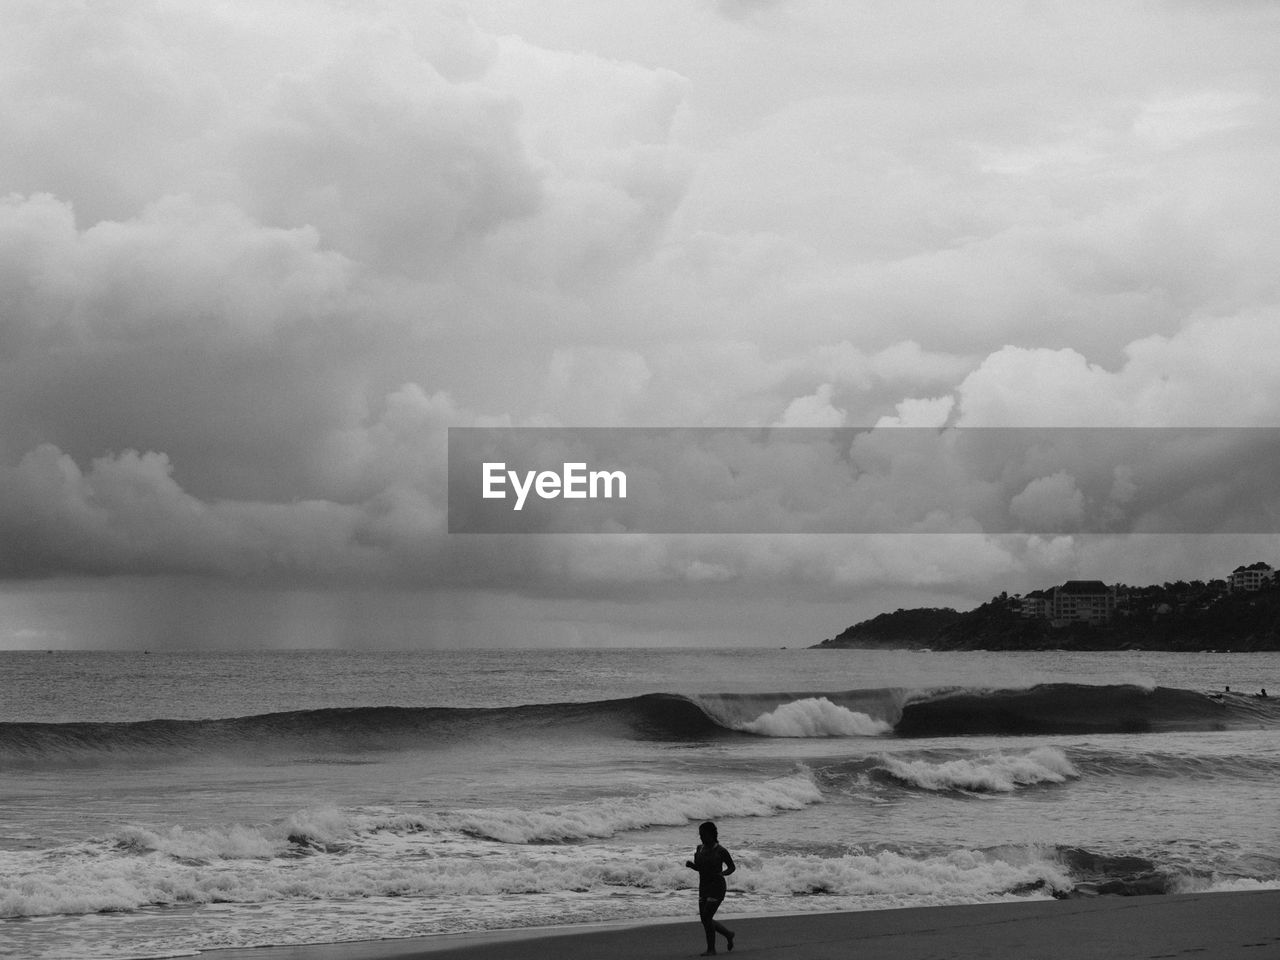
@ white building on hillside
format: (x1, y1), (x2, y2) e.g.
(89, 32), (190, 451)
(1229, 564), (1275, 592)
(1050, 580), (1115, 624)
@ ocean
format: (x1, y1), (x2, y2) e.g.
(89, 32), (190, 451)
(2, 647), (1279, 960)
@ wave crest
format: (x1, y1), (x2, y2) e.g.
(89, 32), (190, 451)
(735, 698), (893, 738)
(877, 746), (1078, 793)
(455, 771), (823, 843)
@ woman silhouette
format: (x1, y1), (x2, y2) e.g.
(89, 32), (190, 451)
(685, 821), (736, 955)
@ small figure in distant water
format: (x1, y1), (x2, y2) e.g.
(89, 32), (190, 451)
(685, 821), (736, 955)
(1257, 688), (1268, 699)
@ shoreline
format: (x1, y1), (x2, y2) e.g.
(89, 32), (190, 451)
(197, 889), (1280, 960)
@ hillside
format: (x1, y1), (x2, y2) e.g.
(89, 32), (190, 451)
(813, 607), (962, 649)
(814, 575), (1280, 652)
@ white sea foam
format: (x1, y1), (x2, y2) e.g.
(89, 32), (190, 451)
(1119, 675), (1158, 692)
(114, 824), (280, 860)
(1195, 876), (1280, 893)
(0, 843), (679, 919)
(110, 807), (353, 861)
(447, 772), (824, 842)
(740, 846), (1073, 901)
(736, 698), (893, 737)
(878, 747), (1079, 793)
(0, 775), (825, 920)
(0, 835), (1069, 928)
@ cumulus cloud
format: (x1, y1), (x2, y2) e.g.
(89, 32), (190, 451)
(0, 193), (352, 356)
(875, 396), (955, 429)
(954, 311), (1280, 428)
(0, 444), (398, 580)
(234, 53), (540, 273)
(1009, 473), (1086, 531)
(776, 384), (845, 427)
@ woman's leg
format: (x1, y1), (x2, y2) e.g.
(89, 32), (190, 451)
(698, 899), (719, 954)
(699, 898), (734, 953)
(718, 916), (735, 951)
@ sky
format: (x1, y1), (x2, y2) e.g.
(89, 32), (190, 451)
(2, 0), (1280, 649)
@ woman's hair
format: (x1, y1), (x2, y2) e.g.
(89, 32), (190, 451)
(698, 821), (718, 842)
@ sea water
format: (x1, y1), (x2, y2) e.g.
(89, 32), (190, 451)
(2, 647), (1279, 959)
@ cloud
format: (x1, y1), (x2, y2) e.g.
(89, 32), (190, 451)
(0, 1), (697, 497)
(874, 396), (955, 429)
(954, 311), (1280, 427)
(542, 349), (654, 426)
(713, 0), (789, 22)
(235, 57), (540, 274)
(776, 384), (845, 427)
(1009, 473), (1086, 531)
(0, 444), (375, 580)
(0, 193), (352, 356)
(1132, 90), (1260, 151)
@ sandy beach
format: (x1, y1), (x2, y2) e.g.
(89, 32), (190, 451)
(202, 890), (1280, 960)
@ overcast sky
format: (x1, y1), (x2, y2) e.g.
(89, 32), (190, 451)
(3, 0), (1279, 649)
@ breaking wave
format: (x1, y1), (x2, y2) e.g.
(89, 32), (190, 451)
(875, 746), (1078, 793)
(734, 697), (893, 737)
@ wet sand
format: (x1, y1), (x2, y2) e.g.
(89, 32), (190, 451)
(201, 889), (1280, 960)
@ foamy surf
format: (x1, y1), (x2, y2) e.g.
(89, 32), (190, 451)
(0, 832), (1076, 927)
(0, 773), (825, 921)
(734, 697), (894, 737)
(0, 844), (1080, 960)
(741, 846), (1074, 901)
(449, 772), (824, 842)
(877, 746), (1079, 793)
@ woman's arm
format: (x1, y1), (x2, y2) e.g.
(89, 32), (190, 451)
(720, 848), (736, 877)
